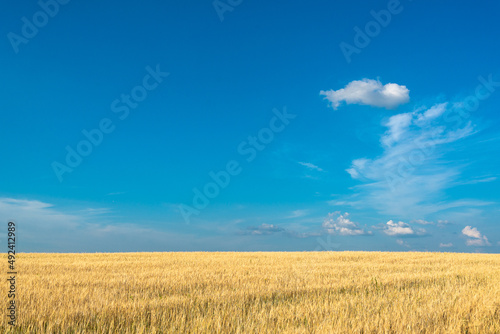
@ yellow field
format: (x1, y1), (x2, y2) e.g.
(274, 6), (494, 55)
(2, 252), (500, 333)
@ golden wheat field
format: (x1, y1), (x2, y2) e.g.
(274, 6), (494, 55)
(1, 252), (499, 333)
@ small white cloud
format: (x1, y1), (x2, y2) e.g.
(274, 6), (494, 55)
(384, 220), (413, 236)
(462, 226), (481, 238)
(462, 226), (491, 246)
(298, 162), (324, 172)
(320, 78), (409, 110)
(383, 220), (425, 236)
(322, 212), (370, 236)
(439, 242), (453, 248)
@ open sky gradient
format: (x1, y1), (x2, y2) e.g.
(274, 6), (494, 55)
(1, 0), (499, 252)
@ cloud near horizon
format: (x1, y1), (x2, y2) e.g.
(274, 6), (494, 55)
(0, 197), (202, 252)
(242, 223), (320, 239)
(462, 226), (491, 246)
(322, 212), (371, 236)
(320, 78), (410, 110)
(383, 220), (426, 237)
(245, 223), (284, 235)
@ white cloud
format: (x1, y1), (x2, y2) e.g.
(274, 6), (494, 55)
(383, 220), (416, 236)
(322, 212), (371, 236)
(462, 226), (491, 246)
(462, 225), (481, 238)
(439, 242), (453, 248)
(320, 78), (409, 110)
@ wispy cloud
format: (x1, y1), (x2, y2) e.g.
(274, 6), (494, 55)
(343, 102), (484, 217)
(0, 197), (188, 252)
(320, 78), (409, 110)
(0, 197), (80, 230)
(412, 219), (434, 225)
(297, 161), (324, 172)
(462, 226), (491, 246)
(437, 220), (450, 226)
(245, 223), (284, 235)
(381, 112), (413, 146)
(79, 208), (112, 216)
(1, 198), (53, 210)
(287, 209), (310, 218)
(106, 191), (126, 196)
(458, 176), (497, 185)
(242, 223), (320, 238)
(439, 242), (453, 248)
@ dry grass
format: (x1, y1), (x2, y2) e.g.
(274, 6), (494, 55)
(1, 252), (499, 333)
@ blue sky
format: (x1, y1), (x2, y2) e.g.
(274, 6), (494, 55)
(1, 0), (499, 252)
